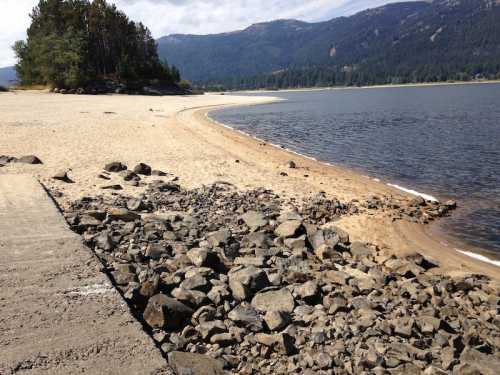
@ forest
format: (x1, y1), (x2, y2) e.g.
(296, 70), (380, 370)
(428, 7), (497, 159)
(14, 0), (181, 89)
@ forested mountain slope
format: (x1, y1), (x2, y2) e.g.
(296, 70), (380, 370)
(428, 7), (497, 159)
(157, 0), (500, 88)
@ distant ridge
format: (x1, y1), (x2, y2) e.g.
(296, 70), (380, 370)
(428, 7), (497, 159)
(0, 66), (17, 87)
(157, 0), (500, 88)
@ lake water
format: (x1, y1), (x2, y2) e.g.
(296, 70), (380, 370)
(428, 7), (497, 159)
(211, 84), (500, 256)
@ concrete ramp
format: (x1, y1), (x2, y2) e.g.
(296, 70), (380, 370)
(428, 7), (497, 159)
(0, 175), (171, 374)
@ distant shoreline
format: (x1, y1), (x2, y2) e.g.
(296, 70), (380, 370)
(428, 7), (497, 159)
(232, 79), (500, 94)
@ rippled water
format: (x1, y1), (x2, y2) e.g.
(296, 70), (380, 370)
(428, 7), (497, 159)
(211, 84), (500, 255)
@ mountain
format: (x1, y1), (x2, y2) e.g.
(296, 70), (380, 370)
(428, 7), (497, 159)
(157, 0), (500, 88)
(0, 66), (17, 87)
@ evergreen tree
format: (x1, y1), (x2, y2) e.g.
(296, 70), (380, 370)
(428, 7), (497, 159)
(13, 0), (180, 88)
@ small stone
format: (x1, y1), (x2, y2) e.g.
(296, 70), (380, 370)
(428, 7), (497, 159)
(100, 184), (123, 190)
(264, 310), (289, 331)
(133, 162), (152, 175)
(52, 170), (73, 183)
(119, 170), (140, 181)
(210, 333), (235, 346)
(198, 320), (227, 340)
(254, 333), (296, 355)
(18, 155), (42, 164)
(108, 208), (140, 222)
(228, 304), (264, 332)
(296, 280), (319, 304)
(151, 169), (167, 176)
(104, 161), (127, 172)
(126, 198), (144, 211)
(287, 160), (297, 169)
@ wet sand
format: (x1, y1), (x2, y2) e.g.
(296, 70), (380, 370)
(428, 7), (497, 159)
(0, 90), (498, 281)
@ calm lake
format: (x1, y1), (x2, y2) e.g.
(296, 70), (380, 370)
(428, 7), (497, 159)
(211, 84), (500, 255)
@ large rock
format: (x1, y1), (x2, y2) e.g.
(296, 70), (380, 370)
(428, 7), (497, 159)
(229, 266), (269, 299)
(252, 288), (295, 313)
(453, 347), (500, 375)
(168, 351), (225, 375)
(275, 220), (303, 238)
(143, 294), (193, 330)
(240, 211), (268, 230)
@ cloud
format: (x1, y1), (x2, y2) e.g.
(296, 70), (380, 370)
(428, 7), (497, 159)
(0, 0), (408, 67)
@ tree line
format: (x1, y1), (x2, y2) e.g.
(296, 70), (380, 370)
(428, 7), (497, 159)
(14, 0), (181, 89)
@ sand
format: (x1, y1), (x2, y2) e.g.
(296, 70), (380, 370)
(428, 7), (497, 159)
(0, 90), (498, 281)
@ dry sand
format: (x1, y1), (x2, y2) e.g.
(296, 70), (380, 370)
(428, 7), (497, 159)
(0, 90), (497, 281)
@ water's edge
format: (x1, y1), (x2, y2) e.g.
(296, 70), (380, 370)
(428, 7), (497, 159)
(205, 106), (500, 268)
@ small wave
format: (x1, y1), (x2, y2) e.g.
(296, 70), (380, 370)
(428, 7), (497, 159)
(456, 250), (500, 267)
(387, 183), (439, 202)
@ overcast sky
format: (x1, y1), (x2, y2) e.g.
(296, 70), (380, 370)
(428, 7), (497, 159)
(0, 0), (407, 68)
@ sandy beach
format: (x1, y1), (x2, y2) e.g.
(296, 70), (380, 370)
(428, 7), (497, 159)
(0, 90), (498, 281)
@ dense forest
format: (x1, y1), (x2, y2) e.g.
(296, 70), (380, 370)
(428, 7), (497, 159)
(157, 0), (500, 90)
(14, 0), (181, 90)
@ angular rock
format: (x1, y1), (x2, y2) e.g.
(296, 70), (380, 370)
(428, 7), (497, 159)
(254, 333), (297, 355)
(228, 304), (264, 332)
(107, 208), (140, 222)
(126, 197), (144, 211)
(296, 280), (320, 304)
(275, 220), (303, 238)
(168, 351), (224, 375)
(143, 294), (194, 330)
(241, 211), (268, 230)
(252, 288), (295, 313)
(264, 310), (289, 331)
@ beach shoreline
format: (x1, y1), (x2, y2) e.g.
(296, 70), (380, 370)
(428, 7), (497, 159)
(232, 79), (500, 94)
(0, 90), (498, 281)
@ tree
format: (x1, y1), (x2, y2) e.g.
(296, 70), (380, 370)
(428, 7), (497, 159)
(13, 0), (180, 88)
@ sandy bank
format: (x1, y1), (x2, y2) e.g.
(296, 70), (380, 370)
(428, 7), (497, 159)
(0, 91), (497, 281)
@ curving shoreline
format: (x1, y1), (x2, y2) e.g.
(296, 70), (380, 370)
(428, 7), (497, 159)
(0, 90), (497, 282)
(196, 105), (500, 281)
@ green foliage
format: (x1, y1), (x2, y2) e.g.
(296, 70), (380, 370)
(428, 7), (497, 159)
(14, 0), (179, 88)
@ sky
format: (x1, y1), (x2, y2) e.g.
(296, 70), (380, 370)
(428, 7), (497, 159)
(0, 0), (408, 68)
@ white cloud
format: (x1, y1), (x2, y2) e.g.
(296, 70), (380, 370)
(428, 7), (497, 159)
(0, 0), (406, 67)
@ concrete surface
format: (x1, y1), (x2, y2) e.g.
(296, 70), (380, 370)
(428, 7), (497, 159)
(0, 175), (171, 374)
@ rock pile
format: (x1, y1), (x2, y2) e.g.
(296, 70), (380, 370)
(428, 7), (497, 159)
(61, 176), (498, 375)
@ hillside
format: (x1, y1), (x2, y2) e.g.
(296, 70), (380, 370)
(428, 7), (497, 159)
(0, 66), (17, 87)
(157, 0), (500, 88)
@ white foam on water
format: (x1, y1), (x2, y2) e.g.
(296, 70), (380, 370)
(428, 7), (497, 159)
(387, 183), (439, 202)
(456, 250), (500, 267)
